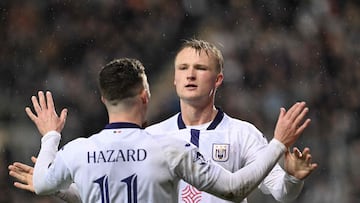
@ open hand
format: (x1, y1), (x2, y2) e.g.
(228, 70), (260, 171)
(274, 102), (311, 148)
(285, 147), (318, 180)
(25, 91), (67, 136)
(8, 156), (37, 192)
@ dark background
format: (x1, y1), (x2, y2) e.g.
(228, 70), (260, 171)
(1, 0), (359, 202)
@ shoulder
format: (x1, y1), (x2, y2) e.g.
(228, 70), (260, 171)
(58, 137), (89, 153)
(145, 113), (179, 134)
(222, 113), (267, 142)
(223, 113), (261, 133)
(58, 131), (103, 153)
(152, 129), (194, 152)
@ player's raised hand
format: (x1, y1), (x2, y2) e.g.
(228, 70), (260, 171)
(285, 147), (318, 180)
(273, 102), (311, 148)
(25, 91), (67, 136)
(8, 156), (37, 193)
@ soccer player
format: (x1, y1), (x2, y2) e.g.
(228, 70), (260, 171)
(145, 39), (318, 203)
(9, 58), (311, 202)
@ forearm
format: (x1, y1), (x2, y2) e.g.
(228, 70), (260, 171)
(205, 139), (287, 201)
(261, 171), (304, 202)
(257, 159), (305, 202)
(33, 131), (61, 195)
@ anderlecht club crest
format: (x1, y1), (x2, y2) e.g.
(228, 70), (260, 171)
(212, 144), (229, 162)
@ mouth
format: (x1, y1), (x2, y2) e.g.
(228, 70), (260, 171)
(185, 84), (197, 88)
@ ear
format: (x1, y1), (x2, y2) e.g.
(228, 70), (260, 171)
(215, 73), (224, 88)
(140, 89), (149, 104)
(101, 96), (106, 104)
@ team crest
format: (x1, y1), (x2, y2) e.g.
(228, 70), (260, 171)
(212, 144), (229, 162)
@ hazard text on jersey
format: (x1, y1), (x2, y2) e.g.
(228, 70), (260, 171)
(87, 149), (147, 163)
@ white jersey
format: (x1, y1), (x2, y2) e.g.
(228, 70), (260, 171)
(33, 122), (287, 203)
(146, 109), (304, 203)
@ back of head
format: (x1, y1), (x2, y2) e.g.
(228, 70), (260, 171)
(178, 39), (224, 73)
(99, 58), (148, 105)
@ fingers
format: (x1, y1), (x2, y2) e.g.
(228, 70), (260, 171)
(13, 162), (34, 174)
(293, 147), (302, 158)
(278, 107), (286, 120)
(295, 118), (311, 136)
(285, 102), (309, 127)
(9, 170), (25, 182)
(8, 162), (35, 193)
(25, 91), (45, 122)
(301, 147), (311, 157)
(31, 156), (37, 164)
(293, 104), (311, 133)
(14, 182), (33, 192)
(310, 163), (318, 170)
(297, 147), (318, 170)
(287, 102), (311, 141)
(46, 91), (56, 113)
(304, 152), (313, 164)
(285, 102), (304, 121)
(304, 153), (318, 171)
(274, 101), (310, 147)
(25, 107), (37, 123)
(32, 94), (42, 114)
(38, 91), (47, 111)
(60, 108), (68, 124)
(293, 105), (309, 125)
(8, 165), (27, 182)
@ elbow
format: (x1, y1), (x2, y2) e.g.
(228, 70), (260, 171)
(272, 188), (301, 202)
(34, 187), (53, 196)
(217, 192), (245, 203)
(34, 180), (54, 196)
(274, 195), (299, 203)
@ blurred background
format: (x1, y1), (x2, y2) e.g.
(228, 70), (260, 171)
(0, 0), (359, 202)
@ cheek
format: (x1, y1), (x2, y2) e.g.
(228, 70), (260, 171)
(174, 76), (179, 86)
(174, 72), (183, 85)
(203, 77), (218, 92)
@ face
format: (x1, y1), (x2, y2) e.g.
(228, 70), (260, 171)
(174, 47), (223, 104)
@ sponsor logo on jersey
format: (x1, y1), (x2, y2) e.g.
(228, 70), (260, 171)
(212, 144), (229, 162)
(181, 184), (202, 203)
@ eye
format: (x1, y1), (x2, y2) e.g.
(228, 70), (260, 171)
(177, 65), (187, 70)
(195, 65), (207, 71)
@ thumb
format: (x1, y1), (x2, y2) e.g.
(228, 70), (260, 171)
(60, 108), (68, 123)
(31, 156), (37, 164)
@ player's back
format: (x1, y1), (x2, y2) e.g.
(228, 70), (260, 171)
(58, 123), (182, 203)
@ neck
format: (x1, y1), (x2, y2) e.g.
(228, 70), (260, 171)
(180, 101), (218, 126)
(108, 114), (143, 127)
(107, 105), (145, 127)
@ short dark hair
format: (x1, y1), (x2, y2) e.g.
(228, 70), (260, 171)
(177, 39), (224, 73)
(99, 58), (146, 102)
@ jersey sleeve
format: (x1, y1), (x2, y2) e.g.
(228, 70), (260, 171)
(259, 163), (304, 202)
(33, 131), (74, 195)
(240, 123), (304, 201)
(167, 137), (287, 202)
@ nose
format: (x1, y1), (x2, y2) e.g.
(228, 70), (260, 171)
(186, 67), (196, 80)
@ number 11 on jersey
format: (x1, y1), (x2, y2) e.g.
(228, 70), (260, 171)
(94, 174), (138, 203)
